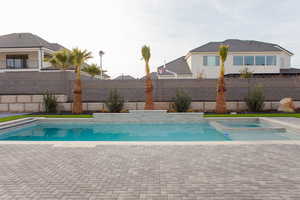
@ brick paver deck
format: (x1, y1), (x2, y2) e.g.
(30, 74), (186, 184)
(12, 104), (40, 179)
(0, 144), (300, 200)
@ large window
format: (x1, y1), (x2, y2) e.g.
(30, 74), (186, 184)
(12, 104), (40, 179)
(244, 56), (254, 65)
(203, 56), (219, 66)
(6, 55), (28, 69)
(266, 56), (276, 65)
(233, 56), (243, 65)
(255, 56), (265, 65)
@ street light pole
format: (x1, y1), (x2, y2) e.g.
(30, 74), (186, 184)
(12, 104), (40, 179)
(99, 50), (105, 79)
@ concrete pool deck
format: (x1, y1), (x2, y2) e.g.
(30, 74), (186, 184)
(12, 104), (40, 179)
(0, 143), (300, 199)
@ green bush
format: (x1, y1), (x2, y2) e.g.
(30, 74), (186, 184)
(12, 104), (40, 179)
(245, 85), (265, 112)
(105, 89), (124, 113)
(172, 90), (192, 112)
(43, 91), (58, 113)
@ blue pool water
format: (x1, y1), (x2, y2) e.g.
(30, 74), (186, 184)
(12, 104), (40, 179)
(0, 122), (298, 141)
(0, 123), (230, 141)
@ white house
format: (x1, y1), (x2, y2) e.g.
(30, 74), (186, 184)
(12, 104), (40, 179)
(0, 33), (65, 72)
(158, 39), (296, 79)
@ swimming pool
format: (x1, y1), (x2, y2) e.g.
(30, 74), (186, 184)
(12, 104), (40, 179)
(0, 121), (300, 141)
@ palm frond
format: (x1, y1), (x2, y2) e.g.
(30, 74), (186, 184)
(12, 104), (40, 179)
(219, 44), (229, 62)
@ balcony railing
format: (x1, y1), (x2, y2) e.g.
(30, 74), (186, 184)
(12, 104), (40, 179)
(0, 60), (39, 70)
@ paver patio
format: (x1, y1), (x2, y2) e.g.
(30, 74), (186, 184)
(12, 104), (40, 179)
(0, 144), (300, 200)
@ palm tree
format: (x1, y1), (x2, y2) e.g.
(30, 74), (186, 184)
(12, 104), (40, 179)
(44, 49), (72, 70)
(82, 63), (105, 78)
(141, 45), (154, 110)
(216, 44), (229, 114)
(70, 48), (92, 114)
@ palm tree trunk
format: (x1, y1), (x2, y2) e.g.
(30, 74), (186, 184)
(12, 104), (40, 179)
(73, 67), (83, 114)
(216, 62), (227, 114)
(144, 62), (154, 110)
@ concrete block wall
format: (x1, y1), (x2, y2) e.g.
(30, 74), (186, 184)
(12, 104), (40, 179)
(0, 95), (299, 113)
(0, 95), (67, 112)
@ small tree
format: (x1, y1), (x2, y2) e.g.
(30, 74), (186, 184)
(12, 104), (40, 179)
(105, 89), (124, 113)
(245, 85), (265, 112)
(172, 90), (192, 112)
(43, 90), (58, 113)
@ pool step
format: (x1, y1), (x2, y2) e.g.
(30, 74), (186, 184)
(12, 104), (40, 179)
(0, 118), (38, 131)
(93, 110), (204, 123)
(210, 121), (286, 133)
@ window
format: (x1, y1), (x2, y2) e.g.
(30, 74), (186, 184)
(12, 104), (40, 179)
(203, 56), (219, 66)
(244, 56), (254, 65)
(255, 56), (265, 65)
(233, 56), (243, 65)
(6, 55), (28, 69)
(266, 56), (276, 65)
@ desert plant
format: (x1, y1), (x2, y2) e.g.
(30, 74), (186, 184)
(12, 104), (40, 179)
(105, 89), (124, 113)
(43, 91), (58, 113)
(141, 45), (154, 110)
(245, 85), (265, 112)
(172, 90), (192, 112)
(216, 44), (229, 114)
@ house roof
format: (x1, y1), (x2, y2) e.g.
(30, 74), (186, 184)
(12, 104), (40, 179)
(141, 72), (158, 80)
(157, 56), (192, 76)
(114, 75), (135, 80)
(0, 33), (65, 51)
(190, 39), (293, 55)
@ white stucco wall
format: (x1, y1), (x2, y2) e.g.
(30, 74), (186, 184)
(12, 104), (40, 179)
(187, 51), (291, 79)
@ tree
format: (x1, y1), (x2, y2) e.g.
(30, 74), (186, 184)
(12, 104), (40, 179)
(82, 63), (104, 78)
(216, 44), (229, 114)
(70, 48), (92, 114)
(141, 45), (154, 110)
(44, 49), (72, 70)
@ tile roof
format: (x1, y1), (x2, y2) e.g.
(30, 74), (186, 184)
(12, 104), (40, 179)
(190, 39), (293, 55)
(0, 33), (65, 51)
(157, 56), (192, 76)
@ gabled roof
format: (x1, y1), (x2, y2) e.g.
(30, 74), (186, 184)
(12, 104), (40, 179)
(190, 39), (293, 55)
(114, 75), (135, 80)
(157, 56), (192, 75)
(0, 33), (65, 51)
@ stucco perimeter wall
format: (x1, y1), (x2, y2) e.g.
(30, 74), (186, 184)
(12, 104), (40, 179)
(0, 95), (298, 112)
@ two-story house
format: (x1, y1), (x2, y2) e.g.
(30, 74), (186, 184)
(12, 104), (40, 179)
(157, 39), (297, 79)
(0, 33), (65, 72)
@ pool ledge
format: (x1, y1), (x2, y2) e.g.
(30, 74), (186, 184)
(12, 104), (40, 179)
(0, 140), (300, 147)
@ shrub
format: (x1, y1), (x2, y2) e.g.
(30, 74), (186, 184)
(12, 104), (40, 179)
(245, 85), (265, 112)
(43, 91), (58, 113)
(105, 89), (124, 113)
(172, 90), (192, 112)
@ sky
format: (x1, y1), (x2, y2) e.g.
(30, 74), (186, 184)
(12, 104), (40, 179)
(1, 0), (299, 78)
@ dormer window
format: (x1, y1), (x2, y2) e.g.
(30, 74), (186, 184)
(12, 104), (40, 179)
(6, 55), (28, 69)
